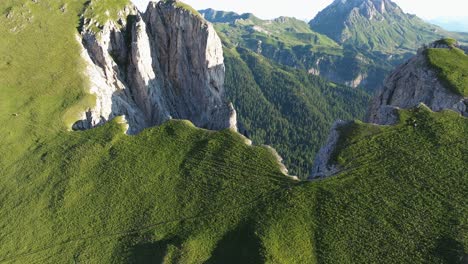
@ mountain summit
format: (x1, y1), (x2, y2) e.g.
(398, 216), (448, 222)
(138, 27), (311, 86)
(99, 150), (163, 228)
(310, 0), (445, 53)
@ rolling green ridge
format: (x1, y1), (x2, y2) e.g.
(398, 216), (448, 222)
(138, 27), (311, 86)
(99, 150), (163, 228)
(1, 0), (467, 263)
(223, 47), (370, 177)
(282, 107), (468, 264)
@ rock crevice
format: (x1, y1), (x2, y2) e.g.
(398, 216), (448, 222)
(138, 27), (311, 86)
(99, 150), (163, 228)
(309, 120), (348, 179)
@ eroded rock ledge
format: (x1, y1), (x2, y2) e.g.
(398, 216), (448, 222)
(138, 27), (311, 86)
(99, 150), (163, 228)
(368, 41), (467, 125)
(310, 40), (468, 179)
(74, 1), (237, 134)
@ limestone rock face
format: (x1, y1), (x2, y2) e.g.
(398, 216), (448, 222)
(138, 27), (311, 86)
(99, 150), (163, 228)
(74, 1), (237, 134)
(309, 120), (349, 179)
(310, 40), (468, 179)
(368, 44), (468, 125)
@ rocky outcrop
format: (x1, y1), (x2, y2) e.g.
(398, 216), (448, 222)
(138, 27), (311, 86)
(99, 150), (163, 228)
(344, 73), (368, 88)
(74, 0), (237, 134)
(310, 40), (468, 179)
(368, 42), (468, 125)
(309, 120), (348, 179)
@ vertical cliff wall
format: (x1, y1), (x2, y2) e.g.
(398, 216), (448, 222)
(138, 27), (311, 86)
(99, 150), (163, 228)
(73, 0), (237, 134)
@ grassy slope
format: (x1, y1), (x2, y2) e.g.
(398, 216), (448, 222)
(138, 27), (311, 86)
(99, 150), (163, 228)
(309, 107), (468, 263)
(1, 1), (467, 263)
(0, 118), (293, 263)
(426, 44), (468, 97)
(262, 106), (467, 264)
(0, 0), (91, 170)
(83, 0), (130, 25)
(0, 1), (292, 263)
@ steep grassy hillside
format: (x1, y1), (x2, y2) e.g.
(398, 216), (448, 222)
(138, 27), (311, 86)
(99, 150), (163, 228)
(0, 117), (294, 263)
(0, 0), (92, 167)
(223, 47), (370, 177)
(259, 106), (467, 264)
(426, 40), (468, 96)
(1, 0), (467, 263)
(0, 1), (292, 263)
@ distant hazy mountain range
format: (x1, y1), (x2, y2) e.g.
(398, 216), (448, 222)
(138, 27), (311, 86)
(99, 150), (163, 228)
(200, 0), (467, 92)
(430, 17), (468, 33)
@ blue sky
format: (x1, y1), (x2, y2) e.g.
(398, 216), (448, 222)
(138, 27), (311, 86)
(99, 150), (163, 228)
(131, 0), (467, 21)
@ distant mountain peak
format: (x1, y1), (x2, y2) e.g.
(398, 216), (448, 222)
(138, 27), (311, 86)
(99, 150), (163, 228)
(198, 9), (261, 24)
(310, 0), (445, 52)
(328, 0), (400, 19)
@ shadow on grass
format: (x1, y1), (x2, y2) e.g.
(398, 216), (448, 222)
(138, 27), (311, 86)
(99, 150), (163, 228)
(205, 222), (263, 264)
(433, 236), (466, 264)
(128, 238), (180, 264)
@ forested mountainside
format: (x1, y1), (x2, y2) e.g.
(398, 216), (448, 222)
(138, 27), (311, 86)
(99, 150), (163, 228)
(201, 0), (468, 91)
(0, 0), (467, 263)
(223, 46), (369, 176)
(200, 8), (392, 91)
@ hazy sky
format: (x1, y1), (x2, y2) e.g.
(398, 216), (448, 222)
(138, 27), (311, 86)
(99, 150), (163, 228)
(131, 0), (466, 20)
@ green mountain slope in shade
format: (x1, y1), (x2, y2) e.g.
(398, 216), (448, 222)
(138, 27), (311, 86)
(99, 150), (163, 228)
(223, 46), (369, 177)
(1, 0), (467, 263)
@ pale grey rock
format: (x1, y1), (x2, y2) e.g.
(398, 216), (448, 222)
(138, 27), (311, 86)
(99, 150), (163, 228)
(368, 44), (468, 125)
(344, 72), (368, 88)
(309, 120), (349, 179)
(143, 1), (236, 131)
(310, 40), (468, 179)
(264, 145), (289, 175)
(74, 0), (237, 134)
(74, 32), (148, 134)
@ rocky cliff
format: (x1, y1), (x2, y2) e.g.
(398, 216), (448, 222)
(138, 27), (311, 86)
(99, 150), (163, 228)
(310, 39), (468, 179)
(73, 0), (237, 134)
(309, 120), (349, 179)
(368, 40), (468, 125)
